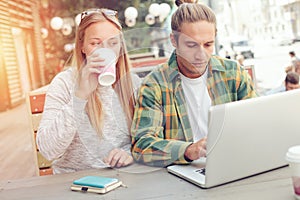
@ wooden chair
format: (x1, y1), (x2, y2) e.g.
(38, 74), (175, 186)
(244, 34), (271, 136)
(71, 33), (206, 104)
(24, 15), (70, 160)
(26, 85), (53, 176)
(244, 65), (257, 89)
(129, 52), (156, 61)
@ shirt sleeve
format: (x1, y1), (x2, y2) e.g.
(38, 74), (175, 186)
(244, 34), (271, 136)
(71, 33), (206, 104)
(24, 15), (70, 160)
(131, 77), (191, 167)
(36, 71), (87, 161)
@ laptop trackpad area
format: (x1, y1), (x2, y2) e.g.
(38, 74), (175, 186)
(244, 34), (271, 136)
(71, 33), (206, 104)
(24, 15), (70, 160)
(167, 157), (206, 187)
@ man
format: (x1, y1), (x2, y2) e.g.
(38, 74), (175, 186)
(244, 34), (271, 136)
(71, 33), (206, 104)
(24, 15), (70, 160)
(131, 2), (257, 167)
(266, 71), (299, 95)
(289, 51), (300, 68)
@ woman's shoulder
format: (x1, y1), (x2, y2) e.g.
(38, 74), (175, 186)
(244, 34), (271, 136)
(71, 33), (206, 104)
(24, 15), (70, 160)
(47, 67), (76, 94)
(50, 67), (76, 85)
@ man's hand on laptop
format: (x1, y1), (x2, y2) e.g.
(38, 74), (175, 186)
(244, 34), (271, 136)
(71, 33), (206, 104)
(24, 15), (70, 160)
(184, 137), (207, 161)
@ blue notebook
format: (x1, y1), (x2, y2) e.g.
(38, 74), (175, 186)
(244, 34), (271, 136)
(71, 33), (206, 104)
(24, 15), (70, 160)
(71, 176), (122, 194)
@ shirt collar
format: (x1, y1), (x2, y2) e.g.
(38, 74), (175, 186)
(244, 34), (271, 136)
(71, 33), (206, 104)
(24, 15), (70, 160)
(167, 51), (180, 81)
(209, 56), (226, 72)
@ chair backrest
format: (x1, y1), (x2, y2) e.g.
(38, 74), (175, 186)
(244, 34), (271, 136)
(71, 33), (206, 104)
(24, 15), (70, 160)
(244, 65), (257, 89)
(130, 56), (168, 78)
(26, 85), (53, 176)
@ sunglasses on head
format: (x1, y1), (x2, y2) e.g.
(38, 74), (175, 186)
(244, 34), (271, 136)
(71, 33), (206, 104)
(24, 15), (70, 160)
(80, 8), (118, 20)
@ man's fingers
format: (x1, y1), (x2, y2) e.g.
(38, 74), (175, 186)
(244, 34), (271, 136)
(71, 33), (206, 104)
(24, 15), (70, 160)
(202, 140), (207, 150)
(200, 148), (207, 157)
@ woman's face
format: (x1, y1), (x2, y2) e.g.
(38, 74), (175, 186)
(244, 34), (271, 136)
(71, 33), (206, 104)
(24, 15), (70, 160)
(81, 21), (121, 58)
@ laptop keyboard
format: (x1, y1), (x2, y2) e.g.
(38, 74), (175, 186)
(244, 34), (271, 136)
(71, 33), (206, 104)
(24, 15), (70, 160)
(195, 168), (206, 175)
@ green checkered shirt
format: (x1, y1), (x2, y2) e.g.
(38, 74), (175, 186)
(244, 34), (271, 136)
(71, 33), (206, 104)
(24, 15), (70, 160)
(131, 51), (258, 167)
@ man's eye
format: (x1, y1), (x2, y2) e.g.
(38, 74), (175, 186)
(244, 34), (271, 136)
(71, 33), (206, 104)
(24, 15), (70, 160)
(187, 43), (197, 48)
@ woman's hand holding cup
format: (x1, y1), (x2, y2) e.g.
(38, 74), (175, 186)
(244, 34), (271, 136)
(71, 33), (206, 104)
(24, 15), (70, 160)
(75, 48), (115, 99)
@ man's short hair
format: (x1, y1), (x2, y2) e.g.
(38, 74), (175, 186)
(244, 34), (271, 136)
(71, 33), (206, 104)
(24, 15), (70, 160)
(171, 3), (217, 41)
(285, 71), (299, 84)
(289, 51), (296, 56)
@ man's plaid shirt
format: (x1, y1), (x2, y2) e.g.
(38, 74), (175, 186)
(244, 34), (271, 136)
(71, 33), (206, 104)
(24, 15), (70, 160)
(131, 51), (258, 167)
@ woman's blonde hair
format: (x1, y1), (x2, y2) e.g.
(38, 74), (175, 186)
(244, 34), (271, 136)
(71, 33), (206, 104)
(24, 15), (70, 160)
(171, 1), (217, 38)
(73, 9), (136, 137)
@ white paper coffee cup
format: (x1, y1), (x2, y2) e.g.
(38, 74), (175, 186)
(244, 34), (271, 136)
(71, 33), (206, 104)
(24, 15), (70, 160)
(286, 145), (300, 200)
(93, 48), (117, 86)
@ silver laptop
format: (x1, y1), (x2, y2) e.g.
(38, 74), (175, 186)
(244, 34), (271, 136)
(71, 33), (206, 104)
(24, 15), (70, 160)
(167, 89), (300, 188)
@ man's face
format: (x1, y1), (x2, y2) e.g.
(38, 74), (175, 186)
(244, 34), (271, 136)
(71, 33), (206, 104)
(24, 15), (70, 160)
(171, 21), (215, 78)
(286, 82), (299, 91)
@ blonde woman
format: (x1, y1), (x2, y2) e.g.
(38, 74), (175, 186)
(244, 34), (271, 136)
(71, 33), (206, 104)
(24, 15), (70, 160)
(37, 8), (141, 174)
(131, 2), (257, 167)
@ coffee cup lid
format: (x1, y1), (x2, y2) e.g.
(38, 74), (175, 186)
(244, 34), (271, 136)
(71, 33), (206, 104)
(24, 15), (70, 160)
(286, 145), (300, 163)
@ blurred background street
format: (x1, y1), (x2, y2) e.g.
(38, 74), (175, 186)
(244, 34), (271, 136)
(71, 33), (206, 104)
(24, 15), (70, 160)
(245, 40), (300, 94)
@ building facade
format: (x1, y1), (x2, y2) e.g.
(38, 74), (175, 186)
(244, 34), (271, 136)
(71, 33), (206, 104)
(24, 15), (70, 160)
(216, 0), (300, 41)
(0, 0), (45, 111)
